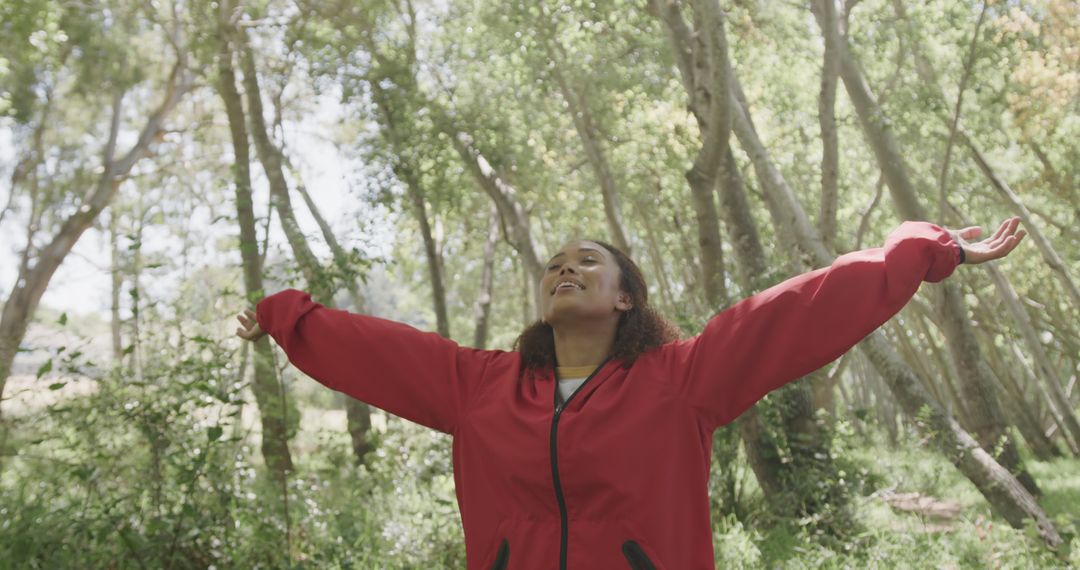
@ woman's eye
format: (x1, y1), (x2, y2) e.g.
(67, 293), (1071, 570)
(548, 257), (596, 270)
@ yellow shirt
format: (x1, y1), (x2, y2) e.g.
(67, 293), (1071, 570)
(555, 364), (602, 405)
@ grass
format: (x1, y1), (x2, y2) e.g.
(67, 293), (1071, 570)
(718, 428), (1080, 569)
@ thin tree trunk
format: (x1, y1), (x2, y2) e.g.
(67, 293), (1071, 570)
(650, 0), (843, 524)
(945, 202), (1080, 452)
(448, 129), (546, 315)
(858, 334), (1061, 547)
(810, 0), (1037, 496)
(1010, 342), (1077, 455)
(129, 192), (146, 381)
(887, 319), (944, 406)
(0, 53), (189, 427)
(716, 148), (765, 294)
(981, 261), (1080, 452)
(238, 40), (329, 304)
(665, 204), (707, 314)
(539, 20), (633, 256)
(633, 190), (676, 311)
(935, 0), (989, 221)
(474, 203), (499, 349)
(217, 22), (295, 475)
(110, 209), (124, 362)
(963, 138), (1080, 312)
(367, 80), (451, 338)
(728, 77), (1061, 545)
(817, 0), (841, 250)
(286, 161), (374, 474)
(888, 0), (1080, 312)
(972, 319), (1060, 460)
(237, 28), (372, 470)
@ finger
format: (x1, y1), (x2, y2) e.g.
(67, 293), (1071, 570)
(1003, 230), (1026, 255)
(987, 218), (1011, 243)
(989, 232), (1023, 258)
(985, 219), (1018, 249)
(1002, 216), (1021, 239)
(996, 219), (1024, 248)
(991, 217), (1019, 243)
(957, 226), (982, 240)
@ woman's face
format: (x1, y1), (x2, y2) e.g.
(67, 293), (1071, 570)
(540, 240), (632, 326)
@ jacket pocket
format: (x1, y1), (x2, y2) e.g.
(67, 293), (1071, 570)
(621, 540), (657, 570)
(489, 538), (509, 570)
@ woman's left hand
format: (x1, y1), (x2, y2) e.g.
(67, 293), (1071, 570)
(948, 216), (1026, 265)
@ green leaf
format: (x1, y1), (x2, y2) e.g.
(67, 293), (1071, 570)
(36, 359), (53, 378)
(57, 312), (67, 326)
(207, 426), (223, 442)
(122, 344), (135, 355)
(48, 382), (66, 390)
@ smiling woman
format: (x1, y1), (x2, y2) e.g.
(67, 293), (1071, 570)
(239, 218), (1026, 569)
(514, 239), (681, 380)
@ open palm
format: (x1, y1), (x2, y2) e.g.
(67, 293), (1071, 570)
(948, 216), (1026, 265)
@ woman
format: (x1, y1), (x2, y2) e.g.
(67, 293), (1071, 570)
(236, 217), (1025, 570)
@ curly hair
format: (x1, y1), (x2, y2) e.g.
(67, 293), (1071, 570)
(513, 239), (683, 379)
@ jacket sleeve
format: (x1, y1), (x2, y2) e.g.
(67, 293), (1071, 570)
(255, 288), (498, 435)
(658, 221), (963, 429)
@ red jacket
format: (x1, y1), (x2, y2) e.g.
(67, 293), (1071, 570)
(255, 221), (961, 569)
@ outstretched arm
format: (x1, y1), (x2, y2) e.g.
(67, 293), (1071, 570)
(657, 217), (1024, 429)
(238, 289), (500, 435)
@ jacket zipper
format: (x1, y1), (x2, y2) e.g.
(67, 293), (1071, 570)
(489, 538), (509, 570)
(549, 355), (612, 570)
(621, 540), (658, 570)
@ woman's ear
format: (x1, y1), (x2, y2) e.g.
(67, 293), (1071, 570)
(616, 292), (633, 312)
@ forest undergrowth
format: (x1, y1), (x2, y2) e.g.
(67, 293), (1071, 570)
(1, 336), (1076, 570)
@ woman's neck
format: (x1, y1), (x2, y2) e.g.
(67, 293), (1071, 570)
(552, 321), (616, 367)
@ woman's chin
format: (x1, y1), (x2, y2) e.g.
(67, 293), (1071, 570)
(544, 304), (606, 325)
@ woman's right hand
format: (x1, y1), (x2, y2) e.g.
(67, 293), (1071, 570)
(235, 308), (267, 342)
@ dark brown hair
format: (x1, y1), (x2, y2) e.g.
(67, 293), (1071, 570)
(513, 239), (683, 379)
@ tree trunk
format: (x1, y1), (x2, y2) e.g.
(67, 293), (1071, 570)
(110, 209), (124, 362)
(448, 129), (546, 317)
(283, 162), (378, 463)
(474, 203), (499, 349)
(1009, 342), (1077, 455)
(728, 78), (1062, 545)
(963, 138), (1080, 312)
(810, 0), (1037, 496)
(367, 79), (451, 338)
(0, 55), (189, 427)
(216, 25), (295, 475)
(130, 193), (148, 380)
(858, 334), (1061, 547)
(237, 28), (373, 466)
(980, 261), (1080, 453)
(971, 316), (1061, 460)
(817, 0), (840, 250)
(650, 0), (845, 525)
(888, 0), (1080, 313)
(539, 20), (633, 257)
(633, 190), (676, 311)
